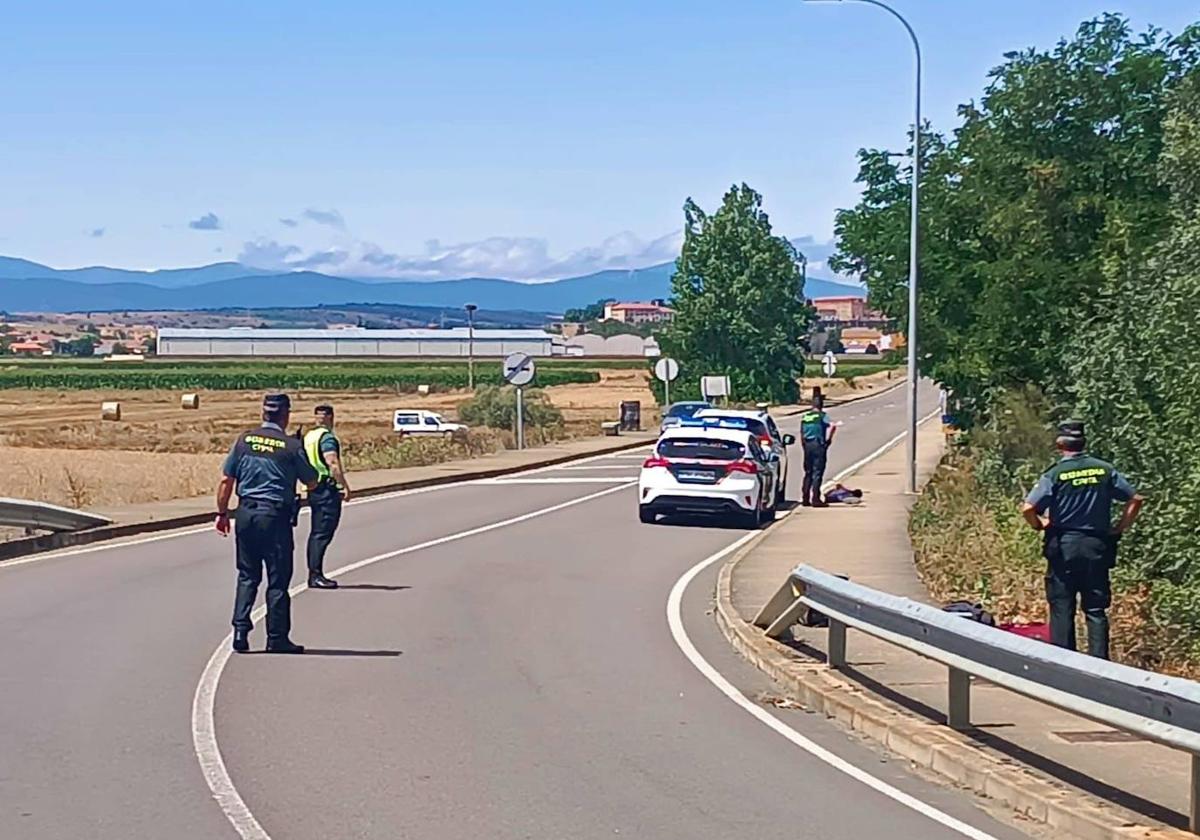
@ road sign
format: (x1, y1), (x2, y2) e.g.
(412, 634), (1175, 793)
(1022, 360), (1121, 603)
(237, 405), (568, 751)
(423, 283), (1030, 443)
(701, 375), (731, 402)
(822, 351), (838, 378)
(503, 352), (536, 387)
(654, 357), (679, 383)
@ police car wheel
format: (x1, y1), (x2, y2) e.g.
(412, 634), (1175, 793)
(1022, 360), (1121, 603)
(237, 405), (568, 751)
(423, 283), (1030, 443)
(638, 506), (657, 524)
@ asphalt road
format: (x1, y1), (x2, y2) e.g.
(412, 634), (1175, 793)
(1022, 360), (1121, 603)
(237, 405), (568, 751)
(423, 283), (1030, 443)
(0, 380), (1027, 840)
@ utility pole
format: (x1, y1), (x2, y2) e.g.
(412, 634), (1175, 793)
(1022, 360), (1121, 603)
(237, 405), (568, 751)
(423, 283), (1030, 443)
(804, 0), (922, 492)
(465, 303), (478, 390)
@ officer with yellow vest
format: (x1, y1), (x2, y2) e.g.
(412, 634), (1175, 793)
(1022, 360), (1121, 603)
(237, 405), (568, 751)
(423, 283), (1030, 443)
(303, 404), (351, 589)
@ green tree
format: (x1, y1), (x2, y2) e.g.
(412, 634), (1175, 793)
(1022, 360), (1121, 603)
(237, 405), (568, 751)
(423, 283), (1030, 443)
(832, 15), (1197, 418)
(563, 299), (614, 322)
(658, 184), (812, 404)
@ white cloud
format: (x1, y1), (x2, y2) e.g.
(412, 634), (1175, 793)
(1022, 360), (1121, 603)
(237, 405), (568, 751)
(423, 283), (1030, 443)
(238, 229), (686, 281)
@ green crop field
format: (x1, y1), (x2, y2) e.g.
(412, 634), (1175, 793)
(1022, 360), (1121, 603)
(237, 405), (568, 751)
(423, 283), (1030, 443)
(0, 360), (601, 390)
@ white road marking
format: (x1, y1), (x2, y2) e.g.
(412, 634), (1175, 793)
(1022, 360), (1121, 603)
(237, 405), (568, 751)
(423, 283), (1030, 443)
(0, 445), (655, 571)
(665, 411), (999, 840)
(557, 464), (648, 470)
(472, 477), (638, 485)
(193, 480), (637, 840)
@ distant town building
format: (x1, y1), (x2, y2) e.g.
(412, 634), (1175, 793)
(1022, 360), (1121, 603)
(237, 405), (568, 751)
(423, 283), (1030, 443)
(602, 301), (675, 325)
(810, 295), (890, 326)
(156, 327), (559, 358)
(8, 341), (48, 355)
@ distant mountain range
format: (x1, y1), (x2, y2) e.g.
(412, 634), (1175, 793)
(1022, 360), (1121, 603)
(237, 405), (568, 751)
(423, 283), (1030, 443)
(0, 256), (865, 315)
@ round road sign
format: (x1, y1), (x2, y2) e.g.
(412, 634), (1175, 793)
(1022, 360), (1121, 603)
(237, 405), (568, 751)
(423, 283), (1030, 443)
(654, 357), (680, 383)
(821, 351), (838, 378)
(503, 352), (536, 386)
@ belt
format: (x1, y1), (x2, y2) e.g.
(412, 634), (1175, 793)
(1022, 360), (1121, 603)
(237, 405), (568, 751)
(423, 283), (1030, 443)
(239, 497), (289, 511)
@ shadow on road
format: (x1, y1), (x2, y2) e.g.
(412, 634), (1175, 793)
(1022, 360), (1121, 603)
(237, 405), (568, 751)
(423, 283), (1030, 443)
(298, 648), (404, 658)
(335, 584), (412, 592)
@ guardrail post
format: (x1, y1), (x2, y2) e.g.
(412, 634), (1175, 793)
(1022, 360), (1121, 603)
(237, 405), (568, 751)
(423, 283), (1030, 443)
(828, 619), (847, 669)
(948, 667), (971, 730)
(1191, 754), (1200, 834)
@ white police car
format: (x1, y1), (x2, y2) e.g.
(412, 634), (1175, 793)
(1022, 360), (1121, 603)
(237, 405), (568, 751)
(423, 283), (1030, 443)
(638, 421), (779, 528)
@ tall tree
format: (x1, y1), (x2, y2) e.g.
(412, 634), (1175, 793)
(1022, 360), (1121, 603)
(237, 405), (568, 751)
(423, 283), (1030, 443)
(832, 15), (1195, 417)
(659, 184), (812, 403)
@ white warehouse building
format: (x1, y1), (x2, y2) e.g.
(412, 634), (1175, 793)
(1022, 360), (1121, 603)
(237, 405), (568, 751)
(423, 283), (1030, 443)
(156, 328), (559, 358)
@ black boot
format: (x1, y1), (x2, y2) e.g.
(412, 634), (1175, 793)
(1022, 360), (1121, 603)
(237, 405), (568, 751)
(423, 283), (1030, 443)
(232, 629), (250, 654)
(265, 638), (305, 654)
(308, 573), (338, 589)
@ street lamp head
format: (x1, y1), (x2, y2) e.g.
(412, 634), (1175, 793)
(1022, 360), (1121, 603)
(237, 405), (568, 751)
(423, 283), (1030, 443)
(464, 303), (478, 313)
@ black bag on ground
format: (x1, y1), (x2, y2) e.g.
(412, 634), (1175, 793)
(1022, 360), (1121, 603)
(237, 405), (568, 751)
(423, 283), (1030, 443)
(941, 600), (996, 626)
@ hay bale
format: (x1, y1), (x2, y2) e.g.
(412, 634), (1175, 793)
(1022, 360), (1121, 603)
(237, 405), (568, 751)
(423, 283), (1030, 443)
(181, 393), (201, 410)
(101, 401), (121, 421)
(417, 384), (431, 396)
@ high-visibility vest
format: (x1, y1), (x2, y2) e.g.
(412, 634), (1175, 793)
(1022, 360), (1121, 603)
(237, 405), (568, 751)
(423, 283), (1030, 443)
(303, 427), (333, 481)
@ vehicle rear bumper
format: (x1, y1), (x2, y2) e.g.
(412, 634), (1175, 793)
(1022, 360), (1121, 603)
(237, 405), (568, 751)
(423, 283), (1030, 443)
(640, 492), (755, 515)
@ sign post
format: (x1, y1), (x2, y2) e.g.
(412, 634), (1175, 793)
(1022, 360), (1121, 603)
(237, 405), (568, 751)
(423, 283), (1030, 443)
(653, 357), (680, 407)
(503, 352), (536, 450)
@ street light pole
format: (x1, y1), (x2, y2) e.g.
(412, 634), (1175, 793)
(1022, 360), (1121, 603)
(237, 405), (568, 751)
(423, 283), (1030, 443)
(803, 0), (922, 493)
(464, 303), (478, 390)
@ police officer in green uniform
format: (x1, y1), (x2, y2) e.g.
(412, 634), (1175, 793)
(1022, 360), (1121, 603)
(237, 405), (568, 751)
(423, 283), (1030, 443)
(1021, 421), (1144, 659)
(799, 395), (836, 507)
(304, 404), (351, 590)
(216, 394), (319, 654)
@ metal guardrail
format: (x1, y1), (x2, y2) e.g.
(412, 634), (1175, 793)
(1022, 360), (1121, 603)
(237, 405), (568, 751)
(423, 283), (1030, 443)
(0, 498), (113, 533)
(754, 564), (1200, 832)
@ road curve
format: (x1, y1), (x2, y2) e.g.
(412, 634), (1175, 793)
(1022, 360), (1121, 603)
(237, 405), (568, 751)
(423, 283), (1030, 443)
(0, 381), (1026, 840)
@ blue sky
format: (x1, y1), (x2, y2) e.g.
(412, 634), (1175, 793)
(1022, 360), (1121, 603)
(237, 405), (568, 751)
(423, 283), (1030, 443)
(0, 1), (1195, 280)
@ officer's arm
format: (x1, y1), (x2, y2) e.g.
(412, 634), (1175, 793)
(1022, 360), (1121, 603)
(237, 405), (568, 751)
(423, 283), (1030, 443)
(826, 417), (837, 445)
(1021, 475), (1052, 530)
(216, 476), (235, 515)
(1115, 494), (1145, 535)
(1020, 502), (1046, 531)
(324, 450), (351, 496)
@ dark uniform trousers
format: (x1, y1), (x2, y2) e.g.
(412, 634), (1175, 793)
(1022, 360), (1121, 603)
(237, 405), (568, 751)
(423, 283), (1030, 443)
(233, 499), (294, 641)
(801, 440), (828, 504)
(306, 482), (342, 576)
(1044, 530), (1113, 659)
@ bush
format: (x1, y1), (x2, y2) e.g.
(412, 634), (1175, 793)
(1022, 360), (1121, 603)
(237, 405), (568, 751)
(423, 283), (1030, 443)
(456, 386), (563, 433)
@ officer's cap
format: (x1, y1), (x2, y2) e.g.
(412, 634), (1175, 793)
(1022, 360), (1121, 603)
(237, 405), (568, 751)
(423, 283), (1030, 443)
(1057, 419), (1085, 439)
(262, 393), (291, 412)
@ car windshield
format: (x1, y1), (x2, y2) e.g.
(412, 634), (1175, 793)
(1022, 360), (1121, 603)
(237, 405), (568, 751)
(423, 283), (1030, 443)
(665, 403), (709, 420)
(698, 415), (768, 438)
(658, 438), (745, 461)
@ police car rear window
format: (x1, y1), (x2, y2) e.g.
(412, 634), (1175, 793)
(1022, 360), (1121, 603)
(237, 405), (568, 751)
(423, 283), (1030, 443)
(658, 438), (745, 461)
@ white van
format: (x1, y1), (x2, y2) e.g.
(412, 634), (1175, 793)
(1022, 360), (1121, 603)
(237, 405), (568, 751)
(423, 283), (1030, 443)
(393, 410), (467, 437)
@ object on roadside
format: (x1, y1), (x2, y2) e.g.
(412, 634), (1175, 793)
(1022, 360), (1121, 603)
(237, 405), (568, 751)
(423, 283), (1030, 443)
(601, 420), (621, 437)
(942, 601), (996, 626)
(999, 621), (1051, 643)
(417, 384), (431, 396)
(619, 400), (641, 432)
(824, 484), (863, 505)
(101, 401), (121, 421)
(802, 573), (850, 627)
(181, 393), (201, 410)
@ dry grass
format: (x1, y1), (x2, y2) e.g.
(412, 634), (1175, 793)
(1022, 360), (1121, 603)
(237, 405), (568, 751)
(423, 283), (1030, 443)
(0, 369), (656, 511)
(4, 446), (222, 508)
(911, 449), (1200, 677)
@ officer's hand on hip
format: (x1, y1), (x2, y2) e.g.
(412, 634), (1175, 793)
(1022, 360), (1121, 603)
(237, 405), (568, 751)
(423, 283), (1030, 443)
(215, 512), (231, 537)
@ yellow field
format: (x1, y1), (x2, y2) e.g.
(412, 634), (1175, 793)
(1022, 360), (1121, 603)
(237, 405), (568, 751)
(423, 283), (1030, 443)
(0, 370), (658, 509)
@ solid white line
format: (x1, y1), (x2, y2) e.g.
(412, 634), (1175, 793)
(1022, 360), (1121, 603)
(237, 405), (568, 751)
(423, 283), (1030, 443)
(556, 464), (648, 470)
(472, 477), (637, 485)
(193, 480), (636, 840)
(665, 411), (998, 840)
